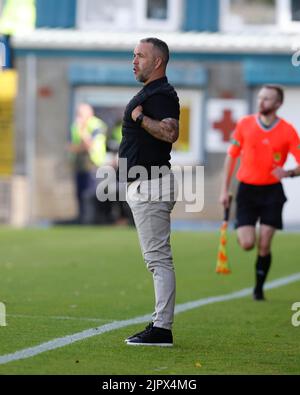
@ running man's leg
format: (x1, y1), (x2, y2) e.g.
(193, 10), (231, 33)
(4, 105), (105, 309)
(257, 224), (276, 257)
(253, 225), (276, 300)
(237, 226), (256, 251)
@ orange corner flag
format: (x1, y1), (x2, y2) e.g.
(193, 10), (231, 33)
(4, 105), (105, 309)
(216, 223), (231, 274)
(216, 195), (233, 275)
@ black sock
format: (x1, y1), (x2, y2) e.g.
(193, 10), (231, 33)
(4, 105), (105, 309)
(254, 254), (272, 294)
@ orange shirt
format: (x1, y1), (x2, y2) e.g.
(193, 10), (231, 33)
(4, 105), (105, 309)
(228, 115), (300, 185)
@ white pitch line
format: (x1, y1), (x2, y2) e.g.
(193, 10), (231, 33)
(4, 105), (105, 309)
(7, 314), (113, 323)
(0, 272), (299, 366)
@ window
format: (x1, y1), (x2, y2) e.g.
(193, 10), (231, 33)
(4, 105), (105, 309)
(77, 0), (135, 30)
(278, 0), (300, 31)
(220, 0), (300, 32)
(220, 0), (277, 31)
(136, 0), (182, 31)
(147, 0), (168, 19)
(292, 0), (300, 20)
(77, 0), (182, 31)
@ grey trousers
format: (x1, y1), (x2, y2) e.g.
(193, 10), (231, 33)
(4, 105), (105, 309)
(126, 173), (176, 330)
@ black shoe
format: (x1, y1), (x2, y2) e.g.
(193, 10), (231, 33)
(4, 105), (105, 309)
(125, 325), (173, 347)
(125, 322), (153, 342)
(253, 288), (265, 301)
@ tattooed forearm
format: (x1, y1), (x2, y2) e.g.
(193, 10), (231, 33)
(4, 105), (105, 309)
(142, 116), (179, 143)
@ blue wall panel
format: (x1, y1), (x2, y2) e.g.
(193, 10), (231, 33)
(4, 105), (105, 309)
(244, 59), (300, 86)
(68, 63), (207, 87)
(184, 0), (219, 32)
(36, 0), (76, 28)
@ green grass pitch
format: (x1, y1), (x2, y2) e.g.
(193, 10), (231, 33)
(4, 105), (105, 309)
(0, 226), (299, 375)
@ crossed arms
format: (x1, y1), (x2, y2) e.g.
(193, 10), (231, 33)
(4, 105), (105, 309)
(131, 105), (179, 144)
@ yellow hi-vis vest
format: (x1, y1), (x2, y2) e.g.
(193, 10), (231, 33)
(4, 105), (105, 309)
(71, 116), (107, 168)
(0, 0), (36, 35)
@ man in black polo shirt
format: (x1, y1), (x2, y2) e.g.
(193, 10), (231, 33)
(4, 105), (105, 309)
(119, 37), (180, 346)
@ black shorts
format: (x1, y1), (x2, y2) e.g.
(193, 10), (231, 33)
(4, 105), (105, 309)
(235, 182), (287, 230)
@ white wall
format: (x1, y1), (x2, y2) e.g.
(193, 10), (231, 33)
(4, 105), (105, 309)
(278, 89), (300, 225)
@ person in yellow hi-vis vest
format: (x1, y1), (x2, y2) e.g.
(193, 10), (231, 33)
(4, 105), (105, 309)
(0, 0), (36, 35)
(68, 103), (108, 224)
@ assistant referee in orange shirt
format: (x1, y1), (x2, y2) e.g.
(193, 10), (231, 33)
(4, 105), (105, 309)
(220, 85), (300, 300)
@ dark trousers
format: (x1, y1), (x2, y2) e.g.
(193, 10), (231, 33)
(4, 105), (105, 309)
(75, 171), (114, 225)
(75, 171), (95, 224)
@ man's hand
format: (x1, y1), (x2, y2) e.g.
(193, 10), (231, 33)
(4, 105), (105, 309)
(272, 167), (289, 180)
(219, 191), (231, 209)
(131, 105), (179, 143)
(131, 105), (143, 122)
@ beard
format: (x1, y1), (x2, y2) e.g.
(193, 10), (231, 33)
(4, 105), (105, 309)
(135, 65), (154, 84)
(136, 74), (147, 83)
(259, 108), (274, 116)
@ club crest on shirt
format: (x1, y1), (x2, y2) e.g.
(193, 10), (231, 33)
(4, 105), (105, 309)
(273, 152), (282, 162)
(231, 138), (240, 147)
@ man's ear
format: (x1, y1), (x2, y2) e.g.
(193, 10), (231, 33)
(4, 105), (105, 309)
(155, 57), (163, 70)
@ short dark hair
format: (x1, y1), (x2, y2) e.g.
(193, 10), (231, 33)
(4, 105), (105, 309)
(262, 84), (284, 104)
(140, 37), (170, 65)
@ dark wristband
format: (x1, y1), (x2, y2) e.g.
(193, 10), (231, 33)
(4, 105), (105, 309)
(289, 170), (296, 178)
(135, 113), (144, 127)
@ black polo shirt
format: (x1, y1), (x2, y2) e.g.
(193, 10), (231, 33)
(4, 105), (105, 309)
(118, 77), (180, 181)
